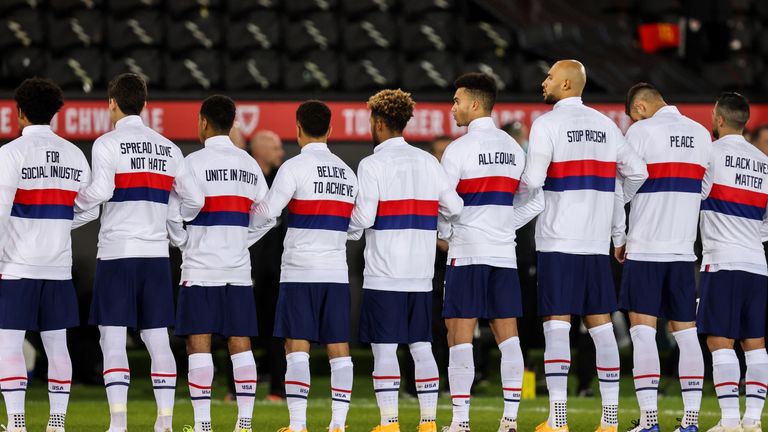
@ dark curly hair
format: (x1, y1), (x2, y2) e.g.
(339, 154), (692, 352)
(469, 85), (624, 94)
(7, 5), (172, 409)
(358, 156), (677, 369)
(200, 94), (236, 132)
(296, 100), (332, 137)
(14, 78), (64, 124)
(454, 72), (497, 111)
(367, 89), (415, 133)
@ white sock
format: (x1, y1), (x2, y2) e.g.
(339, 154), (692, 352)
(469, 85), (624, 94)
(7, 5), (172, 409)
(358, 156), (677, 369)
(41, 329), (72, 426)
(712, 349), (741, 427)
(630, 325), (659, 428)
(673, 327), (704, 427)
(743, 348), (768, 426)
(188, 353), (213, 428)
(140, 328), (176, 430)
(410, 342), (439, 424)
(544, 320), (570, 428)
(589, 322), (620, 427)
(285, 351), (310, 431)
(372, 343), (400, 425)
(448, 343), (473, 427)
(231, 351), (257, 429)
(499, 337), (524, 422)
(0, 329), (27, 429)
(99, 326), (129, 431)
(329, 356), (353, 429)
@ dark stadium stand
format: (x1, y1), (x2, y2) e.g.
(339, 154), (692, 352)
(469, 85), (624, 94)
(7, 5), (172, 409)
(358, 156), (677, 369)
(0, 0), (765, 99)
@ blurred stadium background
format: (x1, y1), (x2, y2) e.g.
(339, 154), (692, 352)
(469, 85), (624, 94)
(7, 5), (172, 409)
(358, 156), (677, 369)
(2, 0), (768, 429)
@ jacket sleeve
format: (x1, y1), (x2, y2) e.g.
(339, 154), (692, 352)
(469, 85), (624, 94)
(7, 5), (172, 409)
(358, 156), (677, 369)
(247, 163), (276, 246)
(435, 159), (463, 240)
(520, 118), (553, 190)
(72, 161), (100, 229)
(74, 137), (117, 211)
(348, 158), (379, 241)
(615, 128), (648, 203)
(512, 181), (545, 230)
(611, 178), (627, 247)
(251, 162), (295, 230)
(0, 146), (21, 253)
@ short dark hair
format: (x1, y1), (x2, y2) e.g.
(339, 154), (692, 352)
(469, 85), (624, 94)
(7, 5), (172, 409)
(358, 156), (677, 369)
(200, 95), (236, 132)
(367, 89), (415, 133)
(14, 78), (64, 124)
(716, 92), (750, 130)
(625, 82), (662, 116)
(454, 72), (497, 111)
(296, 100), (331, 137)
(108, 73), (147, 115)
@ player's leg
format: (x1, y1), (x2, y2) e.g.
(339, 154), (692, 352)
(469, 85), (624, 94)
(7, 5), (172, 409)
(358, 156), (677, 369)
(489, 318), (522, 432)
(41, 330), (72, 432)
(359, 289), (406, 431)
(0, 329), (27, 431)
(99, 325), (130, 432)
(285, 339), (311, 432)
(625, 313), (660, 432)
(228, 337), (257, 432)
(670, 321), (704, 431)
(409, 341), (439, 430)
(445, 318), (476, 431)
(708, 336), (741, 430)
(741, 338), (767, 431)
(405, 291), (439, 432)
(140, 328), (176, 431)
(187, 334), (214, 432)
(584, 313), (620, 431)
(327, 343), (353, 432)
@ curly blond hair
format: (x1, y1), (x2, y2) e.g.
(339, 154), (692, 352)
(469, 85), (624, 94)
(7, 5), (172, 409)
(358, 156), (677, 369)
(367, 89), (415, 132)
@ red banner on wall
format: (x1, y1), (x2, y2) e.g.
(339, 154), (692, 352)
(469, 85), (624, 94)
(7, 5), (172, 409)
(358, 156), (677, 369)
(1, 100), (766, 143)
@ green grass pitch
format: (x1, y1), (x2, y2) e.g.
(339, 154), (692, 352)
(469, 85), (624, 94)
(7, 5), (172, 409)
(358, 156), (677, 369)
(2, 375), (760, 432)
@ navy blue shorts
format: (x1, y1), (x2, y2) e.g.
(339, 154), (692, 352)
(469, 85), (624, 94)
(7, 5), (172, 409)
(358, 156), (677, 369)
(274, 282), (350, 344)
(697, 270), (768, 340)
(537, 252), (617, 316)
(619, 260), (697, 321)
(89, 257), (175, 329)
(176, 284), (258, 338)
(0, 279), (79, 331)
(443, 265), (522, 319)
(359, 289), (432, 344)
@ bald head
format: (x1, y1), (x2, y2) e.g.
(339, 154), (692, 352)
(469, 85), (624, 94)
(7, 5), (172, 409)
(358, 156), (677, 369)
(541, 60), (586, 104)
(625, 82), (666, 121)
(249, 130), (284, 175)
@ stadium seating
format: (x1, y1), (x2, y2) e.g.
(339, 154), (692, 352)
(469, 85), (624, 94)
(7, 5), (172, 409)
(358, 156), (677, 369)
(0, 0), (765, 95)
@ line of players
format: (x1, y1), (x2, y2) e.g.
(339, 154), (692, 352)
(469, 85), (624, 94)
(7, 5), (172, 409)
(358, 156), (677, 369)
(0, 59), (765, 432)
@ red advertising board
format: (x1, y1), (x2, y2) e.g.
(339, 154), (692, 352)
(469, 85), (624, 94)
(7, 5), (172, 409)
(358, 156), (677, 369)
(1, 99), (766, 142)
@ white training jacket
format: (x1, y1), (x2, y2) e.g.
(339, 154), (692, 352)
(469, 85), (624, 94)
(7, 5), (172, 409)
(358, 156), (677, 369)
(522, 96), (648, 255)
(0, 125), (98, 280)
(347, 136), (463, 292)
(75, 115), (185, 259)
(440, 116), (544, 268)
(251, 142), (358, 284)
(700, 134), (768, 276)
(166, 135), (272, 285)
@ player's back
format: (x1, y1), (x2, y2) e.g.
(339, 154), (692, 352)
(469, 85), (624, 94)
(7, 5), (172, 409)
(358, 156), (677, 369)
(0, 125), (91, 279)
(91, 116), (184, 258)
(280, 143), (357, 282)
(700, 134), (768, 269)
(180, 136), (266, 283)
(441, 117), (526, 259)
(626, 106), (711, 257)
(358, 137), (451, 290)
(529, 98), (626, 254)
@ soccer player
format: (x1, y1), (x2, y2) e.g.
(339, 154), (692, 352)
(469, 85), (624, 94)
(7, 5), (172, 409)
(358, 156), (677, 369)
(440, 72), (544, 432)
(74, 73), (184, 432)
(698, 93), (768, 432)
(346, 89), (463, 432)
(616, 83), (712, 432)
(167, 95), (271, 432)
(251, 100), (358, 432)
(0, 78), (98, 432)
(522, 60), (648, 432)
